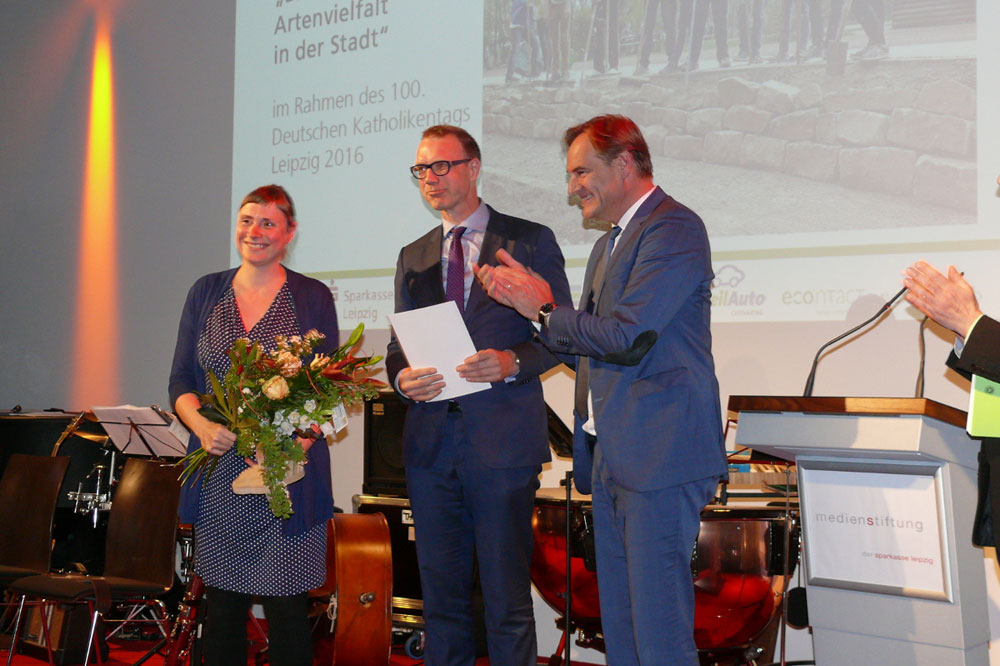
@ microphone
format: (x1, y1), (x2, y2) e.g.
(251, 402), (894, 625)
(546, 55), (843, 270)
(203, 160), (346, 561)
(600, 330), (658, 366)
(802, 286), (908, 396)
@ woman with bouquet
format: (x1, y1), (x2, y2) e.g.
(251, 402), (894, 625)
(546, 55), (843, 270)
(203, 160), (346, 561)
(168, 184), (338, 665)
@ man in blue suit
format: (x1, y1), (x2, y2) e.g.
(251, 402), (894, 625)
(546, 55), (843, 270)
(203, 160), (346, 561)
(386, 125), (571, 666)
(478, 115), (728, 665)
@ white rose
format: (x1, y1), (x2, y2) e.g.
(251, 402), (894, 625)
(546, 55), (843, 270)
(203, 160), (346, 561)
(304, 399), (317, 413)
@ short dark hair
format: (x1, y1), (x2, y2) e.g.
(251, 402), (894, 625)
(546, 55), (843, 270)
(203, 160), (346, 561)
(239, 184), (296, 227)
(563, 115), (653, 178)
(422, 125), (482, 162)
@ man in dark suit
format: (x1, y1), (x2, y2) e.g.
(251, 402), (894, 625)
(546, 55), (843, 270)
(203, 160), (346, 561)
(904, 260), (999, 548)
(478, 115), (728, 665)
(385, 125), (571, 666)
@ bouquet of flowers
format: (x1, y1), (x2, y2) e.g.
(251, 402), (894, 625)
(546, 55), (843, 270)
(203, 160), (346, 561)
(177, 323), (384, 518)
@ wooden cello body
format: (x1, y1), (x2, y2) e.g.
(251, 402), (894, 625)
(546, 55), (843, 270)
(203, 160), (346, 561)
(311, 512), (393, 665)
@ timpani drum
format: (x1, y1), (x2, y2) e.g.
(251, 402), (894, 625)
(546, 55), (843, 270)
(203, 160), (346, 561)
(530, 490), (799, 653)
(693, 504), (799, 651)
(530, 488), (602, 635)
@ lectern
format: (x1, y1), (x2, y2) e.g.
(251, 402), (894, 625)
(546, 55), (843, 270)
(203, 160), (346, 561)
(729, 396), (988, 666)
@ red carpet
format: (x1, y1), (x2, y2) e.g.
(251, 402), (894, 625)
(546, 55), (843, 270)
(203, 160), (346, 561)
(3, 636), (535, 665)
(2, 641), (587, 665)
(2, 620), (588, 665)
(3, 639), (477, 665)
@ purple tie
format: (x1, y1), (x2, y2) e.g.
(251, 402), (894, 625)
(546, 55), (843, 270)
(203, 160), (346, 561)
(446, 226), (467, 313)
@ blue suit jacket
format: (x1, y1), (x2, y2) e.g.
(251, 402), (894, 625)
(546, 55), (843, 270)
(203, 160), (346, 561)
(545, 187), (728, 493)
(386, 205), (572, 469)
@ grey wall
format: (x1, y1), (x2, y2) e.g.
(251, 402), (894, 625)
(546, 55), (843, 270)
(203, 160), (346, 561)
(1, 1), (236, 410)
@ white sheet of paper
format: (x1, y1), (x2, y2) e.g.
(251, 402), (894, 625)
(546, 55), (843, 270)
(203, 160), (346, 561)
(387, 301), (490, 402)
(92, 405), (189, 456)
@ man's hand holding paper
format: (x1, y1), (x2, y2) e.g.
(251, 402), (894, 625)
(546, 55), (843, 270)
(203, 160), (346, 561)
(397, 366), (445, 402)
(387, 301), (492, 402)
(457, 349), (518, 383)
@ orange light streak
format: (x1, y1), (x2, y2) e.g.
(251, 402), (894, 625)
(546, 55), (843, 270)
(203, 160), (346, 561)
(71, 11), (119, 409)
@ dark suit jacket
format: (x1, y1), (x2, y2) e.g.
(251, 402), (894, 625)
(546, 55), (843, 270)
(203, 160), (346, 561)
(545, 187), (728, 493)
(385, 205), (572, 469)
(947, 315), (1000, 547)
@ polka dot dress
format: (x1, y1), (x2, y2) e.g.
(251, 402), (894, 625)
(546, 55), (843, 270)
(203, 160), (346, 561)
(193, 283), (326, 596)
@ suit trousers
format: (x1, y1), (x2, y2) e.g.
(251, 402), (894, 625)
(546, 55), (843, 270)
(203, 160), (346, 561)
(406, 409), (541, 666)
(591, 442), (718, 666)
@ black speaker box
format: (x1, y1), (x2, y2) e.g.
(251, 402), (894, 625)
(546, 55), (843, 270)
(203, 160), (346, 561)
(354, 495), (422, 604)
(363, 391), (408, 497)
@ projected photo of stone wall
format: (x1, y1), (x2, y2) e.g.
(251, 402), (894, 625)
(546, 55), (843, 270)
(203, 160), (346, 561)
(480, 0), (976, 244)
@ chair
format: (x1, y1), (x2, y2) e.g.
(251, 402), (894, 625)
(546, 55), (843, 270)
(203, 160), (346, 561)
(0, 454), (70, 585)
(5, 457), (181, 666)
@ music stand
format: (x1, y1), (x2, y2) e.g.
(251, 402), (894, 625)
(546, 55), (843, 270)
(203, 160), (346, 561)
(91, 405), (188, 459)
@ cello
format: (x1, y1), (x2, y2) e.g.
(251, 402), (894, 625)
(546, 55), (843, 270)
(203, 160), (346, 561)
(310, 513), (393, 665)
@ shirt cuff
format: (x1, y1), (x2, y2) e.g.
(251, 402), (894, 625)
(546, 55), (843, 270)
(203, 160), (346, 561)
(955, 314), (985, 357)
(503, 349), (519, 383)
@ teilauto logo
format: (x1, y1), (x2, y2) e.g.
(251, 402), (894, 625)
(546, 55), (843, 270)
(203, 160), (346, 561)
(711, 264), (765, 308)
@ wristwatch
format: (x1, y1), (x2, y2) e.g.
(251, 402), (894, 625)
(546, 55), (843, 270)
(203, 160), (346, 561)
(538, 302), (556, 327)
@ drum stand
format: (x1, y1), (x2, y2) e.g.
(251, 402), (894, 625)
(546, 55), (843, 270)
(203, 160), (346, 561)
(547, 470), (575, 666)
(760, 464), (813, 666)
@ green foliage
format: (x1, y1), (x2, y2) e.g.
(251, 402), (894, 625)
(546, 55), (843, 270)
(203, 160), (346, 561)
(176, 323), (384, 518)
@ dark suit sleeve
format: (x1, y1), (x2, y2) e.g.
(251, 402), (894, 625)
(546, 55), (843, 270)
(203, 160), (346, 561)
(948, 315), (1000, 549)
(948, 316), (1000, 383)
(508, 224), (572, 379)
(546, 211), (708, 358)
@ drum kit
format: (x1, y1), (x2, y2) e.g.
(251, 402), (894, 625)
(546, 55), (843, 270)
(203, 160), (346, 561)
(530, 476), (801, 666)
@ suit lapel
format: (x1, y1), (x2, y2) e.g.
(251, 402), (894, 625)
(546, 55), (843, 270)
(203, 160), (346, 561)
(580, 233), (610, 311)
(593, 187), (668, 308)
(465, 210), (505, 317)
(413, 227), (447, 305)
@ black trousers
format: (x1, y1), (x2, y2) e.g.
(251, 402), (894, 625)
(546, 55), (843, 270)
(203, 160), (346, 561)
(973, 439), (1000, 548)
(203, 586), (312, 666)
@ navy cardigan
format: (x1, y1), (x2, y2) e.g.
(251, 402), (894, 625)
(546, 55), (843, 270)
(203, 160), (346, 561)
(168, 266), (339, 536)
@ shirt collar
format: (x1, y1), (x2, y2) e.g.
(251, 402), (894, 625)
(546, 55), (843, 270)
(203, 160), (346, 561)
(615, 186), (657, 234)
(442, 200), (489, 236)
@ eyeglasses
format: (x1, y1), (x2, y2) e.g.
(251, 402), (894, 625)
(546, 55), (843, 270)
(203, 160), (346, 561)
(410, 159), (472, 180)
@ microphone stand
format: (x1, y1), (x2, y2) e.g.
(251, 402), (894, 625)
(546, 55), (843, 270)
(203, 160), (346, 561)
(915, 316), (929, 397)
(802, 286), (908, 396)
(563, 470), (573, 666)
